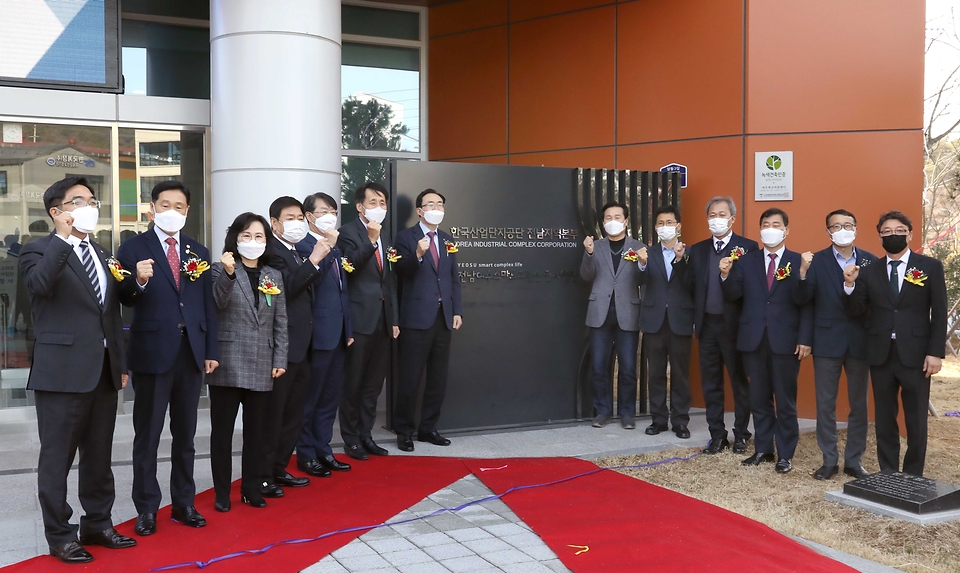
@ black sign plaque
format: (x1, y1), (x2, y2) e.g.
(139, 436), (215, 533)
(843, 471), (960, 514)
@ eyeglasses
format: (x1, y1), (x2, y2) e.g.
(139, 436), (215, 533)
(421, 202), (444, 210)
(59, 198), (101, 210)
(238, 232), (267, 243)
(827, 223), (856, 232)
(655, 221), (678, 227)
(879, 228), (909, 237)
(312, 209), (337, 217)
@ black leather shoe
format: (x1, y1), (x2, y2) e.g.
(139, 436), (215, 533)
(843, 465), (871, 480)
(645, 423), (667, 435)
(741, 452), (775, 466)
(813, 465), (839, 480)
(260, 482), (285, 498)
(49, 541), (93, 564)
(241, 494), (267, 508)
(134, 513), (156, 536)
(362, 438), (389, 456)
(214, 498), (231, 513)
(397, 435), (414, 452)
(732, 437), (749, 454)
(274, 471), (310, 487)
(297, 459), (332, 477)
(702, 438), (730, 454)
(418, 431), (452, 446)
(344, 444), (369, 461)
(79, 527), (136, 549)
(320, 455), (351, 471)
(673, 425), (691, 439)
(170, 506), (206, 528)
(775, 458), (793, 474)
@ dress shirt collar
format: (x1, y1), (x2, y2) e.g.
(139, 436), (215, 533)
(763, 245), (786, 260)
(714, 233), (732, 250)
(274, 233), (297, 250)
(887, 250), (910, 268)
(419, 221), (439, 237)
(153, 225), (180, 248)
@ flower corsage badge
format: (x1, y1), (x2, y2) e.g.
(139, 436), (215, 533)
(341, 258), (355, 273)
(775, 261), (792, 281)
(904, 267), (928, 287)
(181, 249), (210, 281)
(444, 240), (459, 254)
(622, 249), (640, 263)
(730, 246), (747, 261)
(386, 246), (401, 269)
(105, 256), (130, 282)
(258, 275), (281, 307)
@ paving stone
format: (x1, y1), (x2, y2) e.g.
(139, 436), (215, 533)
(440, 554), (494, 573)
(397, 562), (451, 573)
(408, 531), (455, 549)
(382, 548), (435, 567)
(337, 553), (392, 572)
(482, 522), (528, 538)
(445, 527), (494, 543)
(483, 548), (535, 566)
(501, 532), (548, 550)
(331, 541), (376, 559)
(462, 537), (514, 554)
(389, 520), (438, 537)
(500, 561), (560, 573)
(423, 542), (475, 561)
(360, 525), (403, 541)
(424, 513), (480, 532)
(300, 557), (349, 573)
(541, 558), (573, 573)
(522, 545), (562, 561)
(366, 537), (418, 555)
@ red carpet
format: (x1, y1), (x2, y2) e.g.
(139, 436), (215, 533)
(466, 457), (858, 573)
(2, 456), (469, 573)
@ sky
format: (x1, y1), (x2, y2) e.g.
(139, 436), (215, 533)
(926, 0), (960, 139)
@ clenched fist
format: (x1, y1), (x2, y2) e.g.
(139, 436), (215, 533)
(799, 251), (814, 279)
(221, 251), (236, 275)
(310, 237), (331, 266)
(367, 220), (382, 243)
(53, 209), (74, 238)
(136, 258), (155, 286)
(583, 236), (595, 254)
(719, 256), (734, 278)
(324, 227), (339, 245)
(843, 264), (859, 287)
(673, 241), (686, 260)
(416, 236), (431, 258)
(637, 246), (649, 266)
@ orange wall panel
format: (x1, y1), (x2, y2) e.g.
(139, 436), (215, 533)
(509, 0), (612, 22)
(450, 156), (508, 164)
(509, 147), (615, 169)
(429, 0), (507, 38)
(429, 27), (508, 160)
(617, 0), (744, 144)
(747, 0), (924, 134)
(509, 7), (616, 153)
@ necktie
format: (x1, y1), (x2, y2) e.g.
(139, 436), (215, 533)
(426, 231), (439, 270)
(374, 244), (383, 273)
(166, 237), (181, 290)
(716, 241), (723, 254)
(890, 260), (901, 297)
(78, 241), (103, 305)
(766, 253), (777, 290)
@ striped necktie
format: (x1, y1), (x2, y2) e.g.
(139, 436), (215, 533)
(78, 240), (103, 305)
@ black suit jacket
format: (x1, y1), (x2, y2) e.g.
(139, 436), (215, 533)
(296, 233), (353, 350)
(269, 241), (320, 363)
(638, 244), (694, 335)
(394, 224), (462, 330)
(690, 233), (759, 338)
(796, 246), (878, 359)
(20, 233), (141, 392)
(845, 251), (947, 368)
(336, 218), (399, 335)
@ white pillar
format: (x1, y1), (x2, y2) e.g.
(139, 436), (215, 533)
(210, 0), (341, 253)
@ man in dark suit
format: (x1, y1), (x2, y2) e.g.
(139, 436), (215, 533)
(579, 202), (645, 429)
(638, 205), (694, 438)
(796, 209), (878, 481)
(262, 196), (329, 494)
(20, 177), (140, 563)
(117, 181), (219, 536)
(337, 183), (399, 460)
(295, 192), (354, 476)
(690, 197), (757, 455)
(844, 211), (947, 476)
(720, 207), (812, 474)
(393, 189), (463, 452)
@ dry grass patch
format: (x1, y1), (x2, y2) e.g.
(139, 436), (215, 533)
(598, 357), (960, 573)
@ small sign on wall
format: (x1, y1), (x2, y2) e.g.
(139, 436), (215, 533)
(755, 151), (793, 201)
(660, 163), (687, 188)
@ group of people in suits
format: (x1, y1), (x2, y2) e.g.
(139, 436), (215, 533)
(21, 177), (462, 564)
(582, 197), (947, 480)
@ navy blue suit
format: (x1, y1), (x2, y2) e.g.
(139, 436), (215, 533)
(117, 229), (218, 514)
(796, 246), (878, 468)
(721, 247), (812, 460)
(689, 233), (757, 443)
(392, 223), (462, 437)
(295, 233), (353, 461)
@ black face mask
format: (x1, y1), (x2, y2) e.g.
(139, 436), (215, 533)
(881, 234), (908, 254)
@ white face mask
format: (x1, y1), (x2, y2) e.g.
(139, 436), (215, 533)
(708, 217), (730, 236)
(236, 240), (266, 260)
(831, 229), (856, 247)
(603, 220), (626, 237)
(315, 213), (338, 232)
(154, 208), (187, 234)
(759, 228), (785, 248)
(423, 210), (444, 225)
(364, 206), (387, 224)
(70, 205), (100, 234)
(656, 226), (678, 242)
(280, 220), (307, 244)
